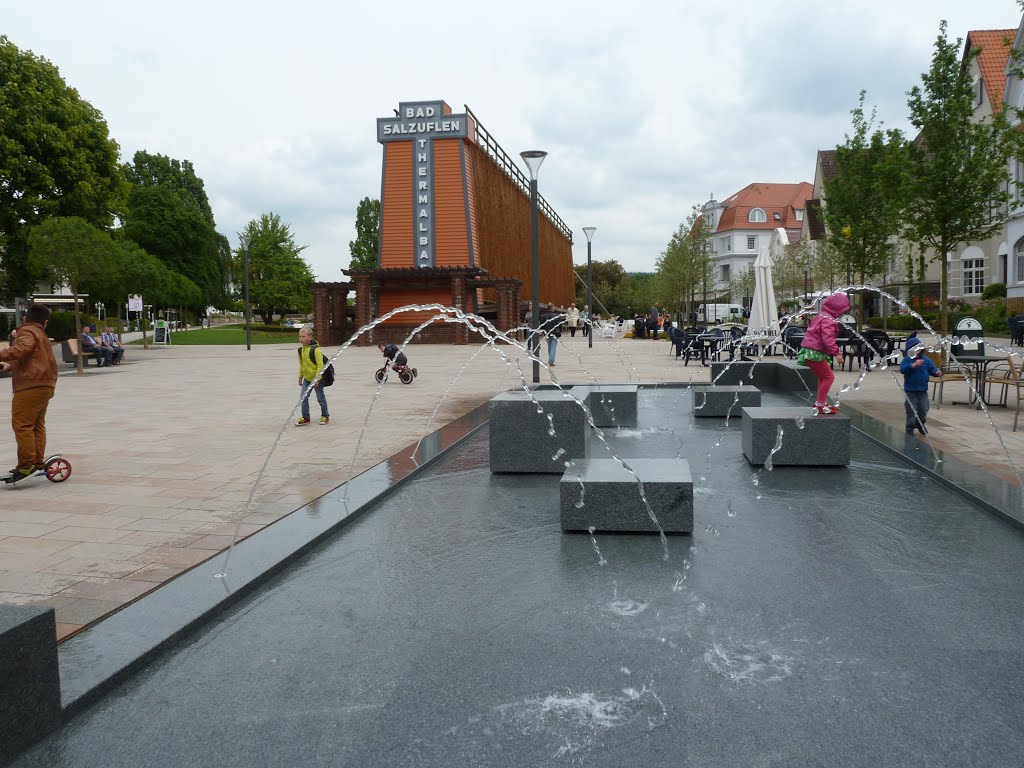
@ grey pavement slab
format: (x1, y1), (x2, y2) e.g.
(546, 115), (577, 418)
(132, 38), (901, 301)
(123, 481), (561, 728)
(10, 388), (1024, 768)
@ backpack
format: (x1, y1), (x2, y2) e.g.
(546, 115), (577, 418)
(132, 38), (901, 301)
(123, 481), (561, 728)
(300, 344), (334, 386)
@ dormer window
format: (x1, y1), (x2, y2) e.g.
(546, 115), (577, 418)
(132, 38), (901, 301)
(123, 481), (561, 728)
(748, 208), (766, 223)
(795, 209), (804, 221)
(773, 212), (781, 221)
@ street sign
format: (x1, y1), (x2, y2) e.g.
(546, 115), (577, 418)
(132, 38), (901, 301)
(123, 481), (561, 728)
(128, 295), (143, 312)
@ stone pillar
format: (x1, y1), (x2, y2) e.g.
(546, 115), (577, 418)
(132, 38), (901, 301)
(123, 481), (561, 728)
(329, 284), (349, 345)
(496, 285), (513, 340)
(451, 275), (467, 345)
(310, 283), (332, 344)
(354, 275), (373, 346)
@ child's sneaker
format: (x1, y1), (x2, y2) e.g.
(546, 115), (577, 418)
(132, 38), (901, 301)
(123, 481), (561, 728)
(817, 404), (839, 415)
(295, 417), (311, 426)
(319, 416), (330, 425)
(812, 402), (824, 414)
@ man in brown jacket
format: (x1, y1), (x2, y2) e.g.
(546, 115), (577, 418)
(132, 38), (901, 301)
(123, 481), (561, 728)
(0, 305), (58, 482)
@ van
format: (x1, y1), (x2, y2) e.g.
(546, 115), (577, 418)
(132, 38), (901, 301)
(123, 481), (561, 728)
(698, 303), (744, 324)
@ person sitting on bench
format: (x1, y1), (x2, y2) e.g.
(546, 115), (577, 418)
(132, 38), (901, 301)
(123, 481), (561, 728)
(80, 325), (113, 367)
(101, 326), (125, 365)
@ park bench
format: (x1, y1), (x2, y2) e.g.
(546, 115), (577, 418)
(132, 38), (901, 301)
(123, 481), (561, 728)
(61, 338), (105, 366)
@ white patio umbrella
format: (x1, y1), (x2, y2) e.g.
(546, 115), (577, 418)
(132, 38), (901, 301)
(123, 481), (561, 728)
(746, 245), (779, 339)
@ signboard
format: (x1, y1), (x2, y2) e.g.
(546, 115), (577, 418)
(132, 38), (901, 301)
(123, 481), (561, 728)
(128, 295), (143, 312)
(377, 101), (470, 269)
(153, 319), (169, 345)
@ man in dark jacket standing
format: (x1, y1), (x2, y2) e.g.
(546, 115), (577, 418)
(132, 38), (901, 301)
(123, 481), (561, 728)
(539, 304), (563, 367)
(649, 304), (660, 340)
(0, 305), (58, 482)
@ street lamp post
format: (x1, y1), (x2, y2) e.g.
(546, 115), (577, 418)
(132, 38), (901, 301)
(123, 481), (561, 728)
(96, 302), (104, 324)
(240, 234), (252, 351)
(582, 227), (596, 349)
(520, 150), (547, 384)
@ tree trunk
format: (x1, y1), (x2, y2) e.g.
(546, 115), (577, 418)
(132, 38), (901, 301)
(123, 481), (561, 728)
(940, 245), (949, 339)
(72, 287), (84, 375)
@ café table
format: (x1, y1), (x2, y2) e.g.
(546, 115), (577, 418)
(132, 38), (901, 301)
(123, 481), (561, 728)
(949, 353), (1007, 408)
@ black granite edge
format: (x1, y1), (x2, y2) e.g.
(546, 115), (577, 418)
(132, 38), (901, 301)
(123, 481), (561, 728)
(840, 402), (1024, 533)
(56, 403), (490, 717)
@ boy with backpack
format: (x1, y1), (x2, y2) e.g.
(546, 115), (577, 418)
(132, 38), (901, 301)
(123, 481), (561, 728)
(296, 324), (332, 425)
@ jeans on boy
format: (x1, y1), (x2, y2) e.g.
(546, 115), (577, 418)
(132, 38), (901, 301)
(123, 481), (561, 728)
(904, 389), (929, 432)
(547, 335), (558, 365)
(300, 380), (329, 421)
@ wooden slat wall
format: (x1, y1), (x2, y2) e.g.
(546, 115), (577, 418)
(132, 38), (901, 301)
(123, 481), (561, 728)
(433, 139), (469, 266)
(380, 142), (413, 268)
(468, 142), (573, 306)
(379, 287), (452, 325)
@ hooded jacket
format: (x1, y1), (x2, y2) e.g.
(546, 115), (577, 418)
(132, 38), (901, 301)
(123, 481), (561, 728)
(899, 337), (940, 391)
(0, 322), (58, 393)
(800, 293), (850, 357)
(297, 340), (328, 383)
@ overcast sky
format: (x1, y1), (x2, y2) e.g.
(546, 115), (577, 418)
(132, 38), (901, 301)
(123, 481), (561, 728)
(5, 1), (1020, 278)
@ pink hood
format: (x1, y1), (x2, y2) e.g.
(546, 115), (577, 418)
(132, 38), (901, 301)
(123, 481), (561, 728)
(801, 293), (850, 356)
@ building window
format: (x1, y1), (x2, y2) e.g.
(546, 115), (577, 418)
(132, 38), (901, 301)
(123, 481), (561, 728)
(962, 258), (985, 295)
(748, 208), (766, 223)
(974, 77), (984, 108)
(1015, 238), (1024, 284)
(721, 236), (732, 252)
(773, 212), (781, 221)
(795, 209), (804, 221)
(720, 264), (731, 281)
(747, 236), (756, 250)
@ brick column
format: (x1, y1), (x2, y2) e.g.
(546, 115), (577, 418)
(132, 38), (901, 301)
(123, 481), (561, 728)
(329, 284), (349, 345)
(451, 275), (467, 345)
(354, 275), (374, 346)
(310, 283), (332, 344)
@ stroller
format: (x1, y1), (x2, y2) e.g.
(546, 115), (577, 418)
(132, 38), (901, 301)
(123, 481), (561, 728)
(375, 356), (418, 385)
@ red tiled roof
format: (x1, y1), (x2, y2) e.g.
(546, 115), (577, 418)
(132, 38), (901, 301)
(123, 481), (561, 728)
(965, 29), (1016, 112)
(715, 182), (813, 233)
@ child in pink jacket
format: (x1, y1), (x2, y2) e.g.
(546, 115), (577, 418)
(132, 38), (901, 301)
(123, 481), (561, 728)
(796, 292), (850, 414)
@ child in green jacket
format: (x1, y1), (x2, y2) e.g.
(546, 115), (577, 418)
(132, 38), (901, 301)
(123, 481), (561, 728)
(296, 325), (329, 425)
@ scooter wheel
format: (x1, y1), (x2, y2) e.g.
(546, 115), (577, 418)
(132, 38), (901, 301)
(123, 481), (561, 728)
(399, 370), (414, 384)
(375, 368), (388, 384)
(45, 457), (72, 483)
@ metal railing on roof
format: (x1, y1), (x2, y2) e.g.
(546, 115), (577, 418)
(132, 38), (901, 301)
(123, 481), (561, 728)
(465, 105), (573, 242)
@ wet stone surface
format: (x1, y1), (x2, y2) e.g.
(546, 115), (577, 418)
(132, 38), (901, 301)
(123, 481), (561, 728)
(691, 385), (760, 417)
(489, 390), (587, 473)
(742, 406), (851, 466)
(13, 388), (1024, 768)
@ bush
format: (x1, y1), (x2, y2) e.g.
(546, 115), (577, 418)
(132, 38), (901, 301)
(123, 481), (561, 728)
(45, 312), (96, 341)
(974, 298), (1009, 334)
(866, 315), (923, 331)
(982, 283), (1007, 300)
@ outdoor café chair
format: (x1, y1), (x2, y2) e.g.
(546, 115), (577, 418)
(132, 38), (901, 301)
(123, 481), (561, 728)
(924, 349), (966, 409)
(985, 354), (1024, 431)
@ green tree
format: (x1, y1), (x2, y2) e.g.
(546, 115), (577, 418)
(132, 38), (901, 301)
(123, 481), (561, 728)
(238, 212), (314, 323)
(903, 21), (1024, 334)
(27, 217), (114, 373)
(348, 197), (380, 270)
(822, 92), (907, 325)
(123, 151), (225, 308)
(573, 258), (630, 317)
(0, 36), (126, 299)
(655, 206), (713, 316)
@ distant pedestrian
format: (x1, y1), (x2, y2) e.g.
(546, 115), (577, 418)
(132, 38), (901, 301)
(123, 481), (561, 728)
(296, 324), (330, 426)
(581, 305), (591, 337)
(566, 304), (581, 337)
(539, 304), (563, 366)
(649, 304), (660, 340)
(900, 336), (941, 435)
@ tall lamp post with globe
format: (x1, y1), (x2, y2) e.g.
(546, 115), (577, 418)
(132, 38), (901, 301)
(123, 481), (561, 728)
(520, 149), (547, 384)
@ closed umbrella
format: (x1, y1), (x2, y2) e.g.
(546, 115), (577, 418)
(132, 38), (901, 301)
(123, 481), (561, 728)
(746, 245), (779, 340)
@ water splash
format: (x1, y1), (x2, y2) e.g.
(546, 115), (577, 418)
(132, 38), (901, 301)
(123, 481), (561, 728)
(587, 526), (608, 566)
(764, 425), (784, 472)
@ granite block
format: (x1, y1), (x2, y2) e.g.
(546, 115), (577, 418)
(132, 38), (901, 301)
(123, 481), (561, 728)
(560, 458), (693, 533)
(741, 406), (850, 466)
(773, 361), (818, 392)
(691, 385), (761, 417)
(0, 605), (62, 764)
(569, 385), (638, 428)
(490, 391), (587, 473)
(709, 361), (777, 388)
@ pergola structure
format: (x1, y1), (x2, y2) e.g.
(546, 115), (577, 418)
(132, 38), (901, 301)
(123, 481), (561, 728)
(309, 281), (353, 346)
(343, 266), (521, 346)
